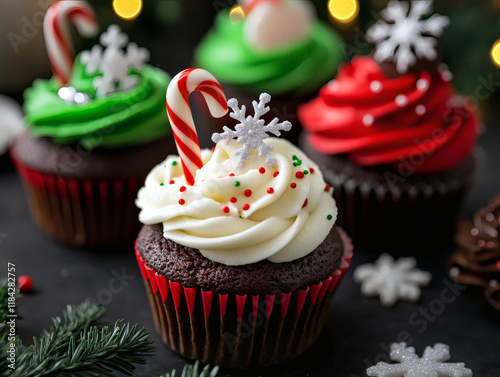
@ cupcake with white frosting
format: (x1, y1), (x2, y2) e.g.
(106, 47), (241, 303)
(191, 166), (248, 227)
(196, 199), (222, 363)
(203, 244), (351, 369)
(135, 81), (352, 368)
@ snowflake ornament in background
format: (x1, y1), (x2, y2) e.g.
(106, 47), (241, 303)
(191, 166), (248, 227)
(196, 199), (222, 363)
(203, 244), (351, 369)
(80, 25), (149, 97)
(354, 253), (431, 306)
(367, 342), (473, 377)
(366, 0), (449, 74)
(212, 93), (292, 170)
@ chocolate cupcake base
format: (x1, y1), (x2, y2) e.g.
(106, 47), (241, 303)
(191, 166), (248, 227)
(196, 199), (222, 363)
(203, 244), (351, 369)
(135, 224), (353, 368)
(10, 131), (176, 246)
(300, 135), (476, 253)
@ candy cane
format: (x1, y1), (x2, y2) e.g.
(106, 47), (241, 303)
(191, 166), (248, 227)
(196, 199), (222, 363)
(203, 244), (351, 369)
(43, 1), (99, 85)
(242, 0), (283, 12)
(166, 68), (228, 185)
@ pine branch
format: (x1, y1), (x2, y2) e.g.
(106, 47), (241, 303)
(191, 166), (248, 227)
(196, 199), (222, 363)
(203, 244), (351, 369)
(158, 361), (219, 377)
(0, 298), (154, 377)
(15, 321), (154, 377)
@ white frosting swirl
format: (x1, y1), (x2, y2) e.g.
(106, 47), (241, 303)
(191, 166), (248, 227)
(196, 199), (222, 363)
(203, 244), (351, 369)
(136, 138), (337, 266)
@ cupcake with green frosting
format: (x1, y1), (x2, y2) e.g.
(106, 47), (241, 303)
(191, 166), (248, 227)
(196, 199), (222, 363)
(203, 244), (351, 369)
(10, 25), (176, 246)
(194, 0), (344, 144)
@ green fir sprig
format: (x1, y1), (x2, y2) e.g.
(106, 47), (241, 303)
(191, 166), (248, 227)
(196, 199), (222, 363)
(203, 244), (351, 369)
(159, 361), (219, 377)
(0, 292), (154, 377)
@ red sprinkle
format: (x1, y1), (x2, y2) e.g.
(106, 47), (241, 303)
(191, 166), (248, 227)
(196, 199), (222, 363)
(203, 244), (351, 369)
(273, 172), (280, 177)
(267, 187), (274, 194)
(259, 167), (266, 174)
(169, 180), (175, 185)
(18, 275), (33, 294)
(223, 206), (230, 213)
(244, 189), (252, 197)
(230, 197), (237, 203)
(295, 171), (305, 179)
(178, 199), (185, 205)
(242, 204), (250, 210)
(179, 186), (186, 192)
(324, 184), (330, 192)
(309, 168), (315, 174)
(302, 198), (308, 208)
(229, 173), (235, 177)
(290, 183), (297, 189)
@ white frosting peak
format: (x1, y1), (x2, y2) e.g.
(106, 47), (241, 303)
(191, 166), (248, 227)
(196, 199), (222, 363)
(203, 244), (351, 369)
(136, 138), (337, 266)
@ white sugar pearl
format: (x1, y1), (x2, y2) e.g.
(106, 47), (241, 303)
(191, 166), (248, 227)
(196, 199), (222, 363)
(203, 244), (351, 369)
(328, 80), (339, 90)
(362, 114), (375, 126)
(415, 104), (426, 115)
(449, 267), (459, 278)
(416, 79), (429, 91)
(441, 70), (453, 82)
(370, 80), (383, 93)
(74, 92), (90, 105)
(395, 94), (408, 107)
(58, 86), (77, 103)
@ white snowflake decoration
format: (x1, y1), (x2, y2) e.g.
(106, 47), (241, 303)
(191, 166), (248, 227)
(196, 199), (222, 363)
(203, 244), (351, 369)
(354, 253), (431, 306)
(366, 0), (449, 74)
(211, 93), (291, 170)
(367, 342), (473, 377)
(80, 25), (149, 97)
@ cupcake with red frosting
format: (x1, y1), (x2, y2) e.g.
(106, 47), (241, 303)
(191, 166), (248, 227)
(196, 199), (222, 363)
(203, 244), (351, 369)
(298, 0), (479, 251)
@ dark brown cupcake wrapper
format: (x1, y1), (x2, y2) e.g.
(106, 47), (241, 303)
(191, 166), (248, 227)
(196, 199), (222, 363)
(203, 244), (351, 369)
(135, 228), (353, 368)
(12, 156), (144, 246)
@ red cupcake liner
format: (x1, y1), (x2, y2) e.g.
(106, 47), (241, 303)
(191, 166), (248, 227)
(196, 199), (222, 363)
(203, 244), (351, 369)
(135, 228), (353, 368)
(12, 157), (144, 246)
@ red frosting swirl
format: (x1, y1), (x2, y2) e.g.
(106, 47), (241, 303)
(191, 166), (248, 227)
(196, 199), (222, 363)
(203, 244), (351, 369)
(298, 56), (479, 174)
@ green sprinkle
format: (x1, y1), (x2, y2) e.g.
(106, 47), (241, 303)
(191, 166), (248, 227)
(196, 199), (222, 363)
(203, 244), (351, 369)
(172, 161), (178, 166)
(327, 214), (333, 220)
(160, 183), (164, 186)
(303, 170), (308, 175)
(293, 162), (298, 167)
(164, 165), (166, 168)
(234, 181), (240, 187)
(296, 160), (302, 166)
(292, 155), (298, 160)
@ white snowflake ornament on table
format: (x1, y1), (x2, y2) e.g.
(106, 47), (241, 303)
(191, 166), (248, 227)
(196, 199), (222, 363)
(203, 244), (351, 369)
(212, 93), (291, 170)
(366, 0), (449, 74)
(367, 342), (473, 377)
(354, 253), (431, 306)
(80, 25), (150, 97)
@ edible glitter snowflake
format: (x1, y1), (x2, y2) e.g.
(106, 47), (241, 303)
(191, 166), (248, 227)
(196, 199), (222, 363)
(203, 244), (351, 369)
(80, 25), (149, 97)
(354, 253), (431, 306)
(211, 93), (291, 170)
(366, 0), (449, 74)
(367, 342), (473, 377)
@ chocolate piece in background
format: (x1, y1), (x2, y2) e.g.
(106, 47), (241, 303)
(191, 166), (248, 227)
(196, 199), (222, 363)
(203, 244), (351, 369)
(449, 196), (500, 312)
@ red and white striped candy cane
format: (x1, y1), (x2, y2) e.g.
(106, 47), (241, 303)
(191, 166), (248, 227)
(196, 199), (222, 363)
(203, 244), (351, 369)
(43, 1), (99, 86)
(242, 0), (283, 11)
(166, 68), (228, 186)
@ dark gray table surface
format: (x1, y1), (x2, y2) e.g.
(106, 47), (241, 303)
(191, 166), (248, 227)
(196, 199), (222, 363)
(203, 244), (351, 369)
(1, 120), (500, 376)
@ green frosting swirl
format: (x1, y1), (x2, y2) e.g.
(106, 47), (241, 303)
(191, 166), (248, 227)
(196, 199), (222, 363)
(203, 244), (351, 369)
(24, 55), (171, 149)
(195, 11), (344, 96)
